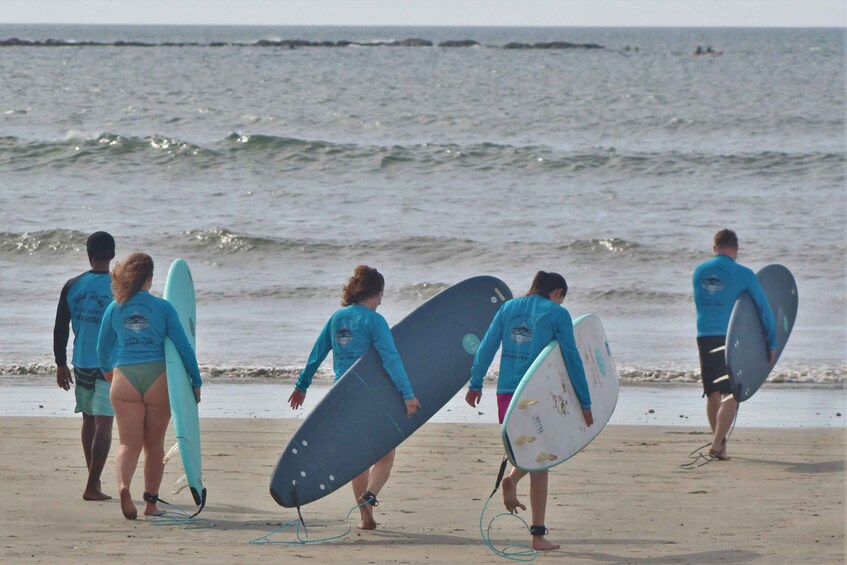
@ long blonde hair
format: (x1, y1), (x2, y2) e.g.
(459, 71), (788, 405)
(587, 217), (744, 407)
(111, 252), (154, 304)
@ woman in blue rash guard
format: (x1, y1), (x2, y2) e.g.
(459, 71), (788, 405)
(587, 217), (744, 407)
(465, 270), (593, 552)
(288, 265), (421, 531)
(98, 252), (202, 520)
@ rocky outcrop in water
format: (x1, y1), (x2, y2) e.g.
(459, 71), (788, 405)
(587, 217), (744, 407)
(0, 37), (604, 50)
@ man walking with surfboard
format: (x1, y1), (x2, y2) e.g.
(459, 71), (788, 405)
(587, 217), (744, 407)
(53, 231), (116, 502)
(693, 229), (777, 460)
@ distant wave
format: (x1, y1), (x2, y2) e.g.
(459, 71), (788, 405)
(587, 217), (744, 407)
(585, 287), (691, 304)
(200, 281), (450, 302)
(172, 228), (682, 268)
(0, 134), (218, 172)
(3, 134), (843, 180)
(0, 229), (89, 256)
(0, 37), (603, 50)
(4, 362), (843, 385)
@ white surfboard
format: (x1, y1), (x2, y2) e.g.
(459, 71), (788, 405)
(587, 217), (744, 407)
(501, 314), (619, 471)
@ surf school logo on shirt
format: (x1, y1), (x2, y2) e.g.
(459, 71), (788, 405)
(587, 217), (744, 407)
(124, 312), (149, 333)
(510, 324), (532, 344)
(335, 326), (353, 347)
(702, 275), (725, 294)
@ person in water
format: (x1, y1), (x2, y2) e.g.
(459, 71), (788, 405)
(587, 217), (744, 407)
(53, 231), (116, 502)
(98, 252), (202, 519)
(466, 270), (592, 551)
(692, 229), (776, 460)
(289, 265), (421, 530)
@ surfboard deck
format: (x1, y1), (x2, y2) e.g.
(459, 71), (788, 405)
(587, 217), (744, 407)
(270, 275), (513, 508)
(163, 258), (206, 510)
(502, 314), (619, 472)
(726, 264), (798, 402)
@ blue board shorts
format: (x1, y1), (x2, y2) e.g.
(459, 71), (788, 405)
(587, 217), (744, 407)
(73, 367), (115, 417)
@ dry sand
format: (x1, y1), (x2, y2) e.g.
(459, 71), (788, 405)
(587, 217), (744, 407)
(0, 417), (843, 564)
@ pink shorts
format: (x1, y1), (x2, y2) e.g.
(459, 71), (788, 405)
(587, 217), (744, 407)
(497, 393), (514, 424)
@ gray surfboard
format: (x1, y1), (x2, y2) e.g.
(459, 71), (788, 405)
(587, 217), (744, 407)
(270, 275), (513, 508)
(726, 264), (798, 402)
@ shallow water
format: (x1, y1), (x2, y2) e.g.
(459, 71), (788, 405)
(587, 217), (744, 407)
(3, 378), (843, 428)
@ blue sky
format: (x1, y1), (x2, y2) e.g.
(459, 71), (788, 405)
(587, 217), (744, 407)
(1, 0), (844, 27)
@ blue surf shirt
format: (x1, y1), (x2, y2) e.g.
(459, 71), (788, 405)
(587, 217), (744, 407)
(53, 270), (113, 369)
(97, 290), (202, 388)
(469, 294), (591, 410)
(693, 254), (778, 350)
(295, 304), (415, 400)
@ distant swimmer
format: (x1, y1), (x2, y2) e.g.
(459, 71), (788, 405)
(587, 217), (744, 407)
(692, 45), (724, 56)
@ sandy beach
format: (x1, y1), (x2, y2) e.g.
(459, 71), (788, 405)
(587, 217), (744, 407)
(0, 417), (843, 564)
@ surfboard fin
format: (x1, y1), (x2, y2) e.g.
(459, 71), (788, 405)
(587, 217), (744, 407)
(535, 452), (557, 463)
(515, 435), (536, 446)
(163, 442), (180, 464)
(172, 474), (189, 495)
(518, 399), (540, 409)
(713, 375), (730, 383)
(709, 345), (727, 354)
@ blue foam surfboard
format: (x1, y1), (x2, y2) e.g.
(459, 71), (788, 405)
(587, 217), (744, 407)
(270, 275), (513, 508)
(163, 259), (206, 512)
(726, 264), (798, 402)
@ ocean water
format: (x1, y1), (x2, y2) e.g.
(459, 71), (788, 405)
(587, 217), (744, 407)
(0, 25), (844, 385)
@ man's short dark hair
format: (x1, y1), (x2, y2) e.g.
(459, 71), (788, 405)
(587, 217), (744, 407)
(86, 231), (116, 261)
(714, 228), (738, 249)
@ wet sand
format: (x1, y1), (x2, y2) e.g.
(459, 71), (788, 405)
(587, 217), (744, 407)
(0, 417), (843, 564)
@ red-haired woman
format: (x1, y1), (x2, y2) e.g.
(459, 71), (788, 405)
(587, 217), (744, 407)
(98, 253), (202, 520)
(289, 265), (420, 530)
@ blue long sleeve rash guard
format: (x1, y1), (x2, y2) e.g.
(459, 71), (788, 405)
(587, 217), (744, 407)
(97, 290), (202, 388)
(53, 270), (113, 368)
(295, 304), (415, 400)
(469, 294), (591, 410)
(693, 254), (777, 350)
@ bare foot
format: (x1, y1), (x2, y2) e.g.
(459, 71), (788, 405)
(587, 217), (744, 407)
(144, 502), (165, 517)
(709, 448), (731, 461)
(82, 489), (112, 501)
(357, 498), (377, 530)
(501, 476), (526, 514)
(532, 536), (561, 551)
(119, 488), (137, 520)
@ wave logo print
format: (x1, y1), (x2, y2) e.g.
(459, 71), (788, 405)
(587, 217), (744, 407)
(335, 326), (353, 347)
(123, 312), (149, 333)
(511, 325), (532, 344)
(702, 275), (725, 294)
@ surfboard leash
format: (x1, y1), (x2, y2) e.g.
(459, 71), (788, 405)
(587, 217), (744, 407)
(144, 492), (214, 529)
(249, 494), (369, 546)
(681, 402), (741, 469)
(477, 456), (538, 562)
